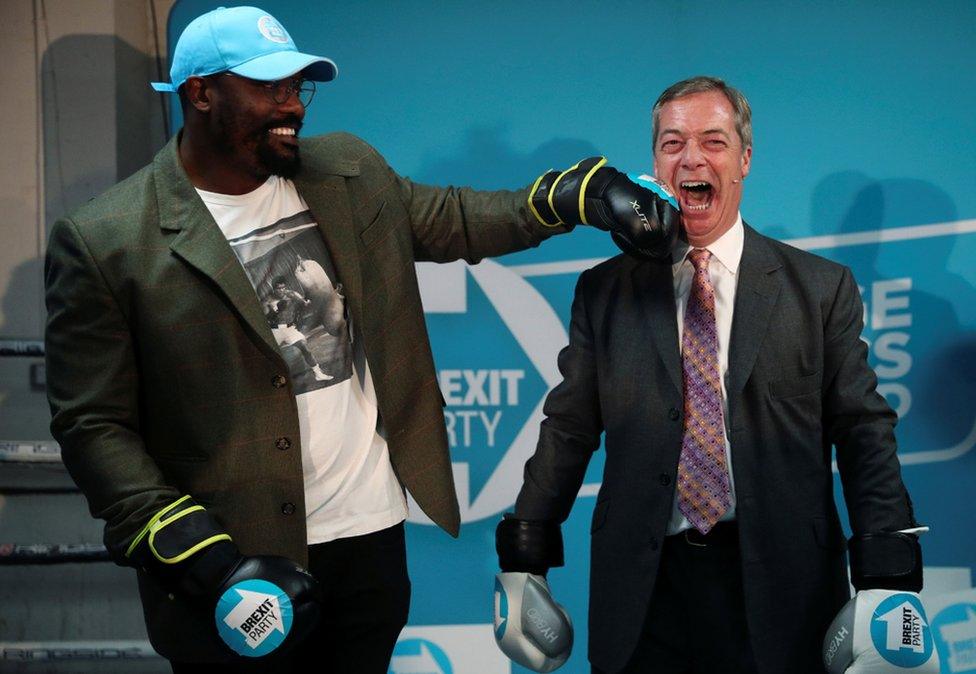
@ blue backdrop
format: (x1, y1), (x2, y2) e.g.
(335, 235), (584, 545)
(165, 2), (976, 672)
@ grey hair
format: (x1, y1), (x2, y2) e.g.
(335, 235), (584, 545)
(651, 76), (752, 153)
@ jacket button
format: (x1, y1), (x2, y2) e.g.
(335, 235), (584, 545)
(272, 374), (287, 388)
(659, 473), (671, 486)
(649, 536), (659, 551)
(668, 407), (680, 421)
(281, 502), (296, 515)
(275, 437), (292, 451)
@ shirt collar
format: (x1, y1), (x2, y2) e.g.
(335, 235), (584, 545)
(672, 213), (745, 275)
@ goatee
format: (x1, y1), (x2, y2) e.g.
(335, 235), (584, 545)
(258, 140), (301, 178)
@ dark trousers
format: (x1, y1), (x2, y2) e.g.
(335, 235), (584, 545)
(171, 522), (411, 674)
(594, 523), (758, 674)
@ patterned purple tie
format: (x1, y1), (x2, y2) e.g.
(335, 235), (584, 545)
(677, 248), (732, 534)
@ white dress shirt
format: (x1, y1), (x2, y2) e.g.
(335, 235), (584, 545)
(666, 214), (745, 535)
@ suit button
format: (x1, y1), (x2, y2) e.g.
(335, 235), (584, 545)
(649, 536), (659, 551)
(659, 473), (671, 486)
(668, 407), (680, 421)
(272, 374), (287, 388)
(281, 502), (296, 515)
(275, 437), (292, 451)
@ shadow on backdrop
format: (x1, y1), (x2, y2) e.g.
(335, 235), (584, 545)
(413, 124), (601, 190)
(413, 125), (617, 265)
(810, 173), (975, 452)
(41, 34), (164, 235)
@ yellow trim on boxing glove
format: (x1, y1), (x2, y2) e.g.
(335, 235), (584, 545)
(546, 160), (584, 227)
(147, 506), (233, 564)
(577, 156), (607, 226)
(124, 495), (233, 564)
(527, 172), (557, 228)
(125, 494), (192, 558)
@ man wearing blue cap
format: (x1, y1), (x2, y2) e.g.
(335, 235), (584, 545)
(43, 5), (678, 672)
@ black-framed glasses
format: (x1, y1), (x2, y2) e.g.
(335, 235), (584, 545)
(267, 77), (316, 107)
(222, 72), (316, 107)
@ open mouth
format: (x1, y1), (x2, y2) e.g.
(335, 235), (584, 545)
(679, 181), (713, 212)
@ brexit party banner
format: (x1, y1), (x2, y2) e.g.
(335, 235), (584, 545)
(162, 2), (976, 672)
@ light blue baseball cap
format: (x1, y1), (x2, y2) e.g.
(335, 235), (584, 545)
(151, 6), (337, 93)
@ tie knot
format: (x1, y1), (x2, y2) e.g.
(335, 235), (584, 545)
(688, 248), (712, 270)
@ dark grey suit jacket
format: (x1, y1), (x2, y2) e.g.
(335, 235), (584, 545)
(514, 224), (918, 674)
(45, 131), (567, 660)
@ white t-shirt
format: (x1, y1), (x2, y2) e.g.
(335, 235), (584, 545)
(197, 176), (407, 543)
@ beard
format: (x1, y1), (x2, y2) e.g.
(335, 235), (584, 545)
(256, 134), (301, 178)
(212, 102), (302, 179)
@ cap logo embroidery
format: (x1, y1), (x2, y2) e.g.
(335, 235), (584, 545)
(257, 16), (289, 43)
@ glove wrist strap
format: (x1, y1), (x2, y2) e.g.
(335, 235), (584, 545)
(528, 170), (563, 227)
(849, 531), (923, 592)
(125, 495), (238, 595)
(496, 515), (564, 574)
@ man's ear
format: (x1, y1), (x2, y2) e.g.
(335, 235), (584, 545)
(740, 145), (752, 180)
(183, 76), (213, 113)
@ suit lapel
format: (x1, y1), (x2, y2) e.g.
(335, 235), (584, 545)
(728, 224), (782, 394)
(154, 137), (282, 362)
(292, 152), (365, 338)
(632, 257), (683, 396)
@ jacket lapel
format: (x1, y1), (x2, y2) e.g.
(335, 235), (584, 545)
(632, 257), (683, 396)
(292, 151), (365, 338)
(728, 224), (782, 394)
(154, 137), (283, 362)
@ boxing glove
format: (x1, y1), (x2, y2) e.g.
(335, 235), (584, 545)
(528, 157), (680, 259)
(494, 516), (573, 672)
(495, 572), (574, 673)
(823, 529), (937, 673)
(126, 495), (320, 658)
(823, 590), (937, 673)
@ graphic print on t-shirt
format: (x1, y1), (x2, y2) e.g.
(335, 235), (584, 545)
(226, 210), (352, 395)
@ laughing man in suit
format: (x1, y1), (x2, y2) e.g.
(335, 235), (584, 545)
(500, 76), (923, 674)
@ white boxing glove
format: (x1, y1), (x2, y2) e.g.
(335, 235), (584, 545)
(494, 572), (573, 673)
(823, 589), (938, 673)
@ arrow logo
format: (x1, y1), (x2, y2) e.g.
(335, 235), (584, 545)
(222, 588), (284, 649)
(876, 600), (929, 654)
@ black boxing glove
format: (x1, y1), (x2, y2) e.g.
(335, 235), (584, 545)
(528, 157), (680, 259)
(126, 495), (320, 658)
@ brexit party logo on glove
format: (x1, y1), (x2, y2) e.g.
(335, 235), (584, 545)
(868, 593), (934, 668)
(824, 589), (937, 673)
(216, 578), (294, 657)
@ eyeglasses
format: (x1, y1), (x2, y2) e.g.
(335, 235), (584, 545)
(222, 72), (316, 107)
(266, 77), (316, 107)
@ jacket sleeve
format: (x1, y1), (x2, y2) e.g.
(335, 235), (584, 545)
(392, 167), (574, 264)
(514, 271), (604, 523)
(45, 216), (180, 563)
(824, 266), (918, 535)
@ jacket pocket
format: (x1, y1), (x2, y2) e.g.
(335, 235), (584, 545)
(769, 370), (821, 400)
(591, 498), (611, 533)
(358, 200), (390, 248)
